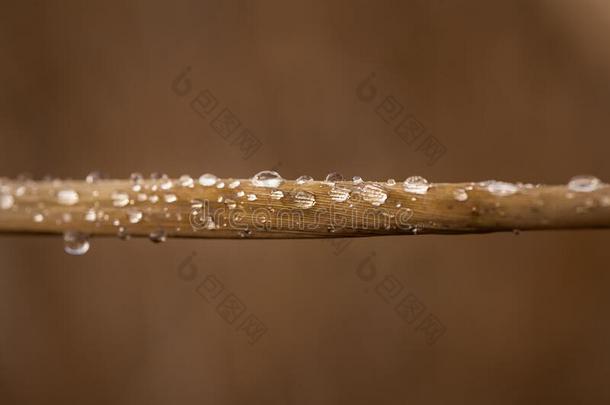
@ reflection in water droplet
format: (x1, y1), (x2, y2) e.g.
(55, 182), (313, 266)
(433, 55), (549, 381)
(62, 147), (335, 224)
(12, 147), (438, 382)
(568, 175), (601, 193)
(362, 184), (387, 206)
(330, 186), (350, 202)
(486, 181), (518, 196)
(112, 191), (130, 207)
(149, 229), (167, 243)
(293, 190), (316, 209)
(57, 189), (80, 206)
(252, 171), (284, 188)
(63, 231), (90, 255)
(270, 190), (284, 200)
(403, 176), (429, 195)
(453, 188), (468, 202)
(296, 175), (313, 185)
(0, 193), (14, 210)
(199, 173), (218, 186)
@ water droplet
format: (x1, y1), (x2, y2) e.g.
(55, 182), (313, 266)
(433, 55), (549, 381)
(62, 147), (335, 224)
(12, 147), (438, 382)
(247, 193), (257, 201)
(84, 209), (97, 222)
(270, 190), (284, 200)
(63, 231), (90, 256)
(216, 182), (225, 189)
(117, 227), (130, 240)
(362, 184), (387, 206)
(293, 190), (316, 209)
(149, 195), (159, 204)
(137, 193), (147, 202)
(149, 229), (167, 243)
(329, 186), (350, 202)
(453, 188), (468, 202)
(236, 190), (245, 197)
(179, 175), (194, 188)
(0, 194), (14, 210)
(112, 191), (130, 207)
(199, 173), (218, 186)
(403, 176), (429, 195)
(86, 172), (101, 184)
(252, 170), (283, 188)
(160, 178), (173, 190)
(127, 208), (143, 224)
(62, 213), (72, 223)
(164, 193), (177, 203)
(486, 181), (518, 196)
(130, 172), (143, 183)
(601, 196), (610, 207)
(324, 172), (343, 185)
(225, 199), (237, 209)
(386, 179), (396, 186)
(567, 175), (601, 193)
(352, 176), (363, 184)
(33, 213), (44, 223)
(57, 189), (79, 206)
(296, 175), (313, 185)
(228, 180), (240, 189)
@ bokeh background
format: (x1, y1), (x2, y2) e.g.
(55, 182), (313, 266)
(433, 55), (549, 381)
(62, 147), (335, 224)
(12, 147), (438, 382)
(1, 1), (610, 403)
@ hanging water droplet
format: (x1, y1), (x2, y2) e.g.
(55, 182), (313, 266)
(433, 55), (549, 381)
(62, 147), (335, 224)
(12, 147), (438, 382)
(33, 213), (45, 223)
(403, 176), (429, 195)
(117, 227), (130, 240)
(149, 229), (167, 243)
(329, 186), (350, 202)
(270, 190), (284, 200)
(63, 231), (90, 255)
(57, 189), (79, 206)
(324, 172), (343, 185)
(251, 170), (284, 188)
(296, 175), (313, 185)
(247, 193), (257, 201)
(199, 173), (218, 186)
(453, 188), (468, 202)
(352, 176), (363, 184)
(0, 193), (14, 210)
(362, 184), (388, 206)
(164, 193), (177, 203)
(84, 209), (97, 222)
(386, 179), (396, 186)
(228, 180), (240, 189)
(112, 191), (130, 207)
(179, 174), (194, 188)
(486, 181), (518, 196)
(293, 190), (316, 209)
(85, 171), (101, 184)
(127, 208), (143, 224)
(567, 175), (601, 193)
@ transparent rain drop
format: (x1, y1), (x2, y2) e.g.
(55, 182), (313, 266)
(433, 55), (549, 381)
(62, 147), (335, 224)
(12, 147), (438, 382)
(199, 173), (218, 187)
(127, 208), (143, 224)
(296, 175), (313, 185)
(57, 189), (80, 206)
(149, 228), (167, 243)
(386, 179), (396, 186)
(236, 190), (245, 197)
(352, 176), (363, 184)
(112, 191), (130, 207)
(251, 170), (284, 188)
(403, 176), (429, 195)
(270, 190), (284, 200)
(84, 209), (97, 222)
(486, 181), (518, 197)
(247, 193), (257, 201)
(567, 175), (601, 193)
(293, 190), (316, 209)
(324, 172), (343, 185)
(362, 184), (388, 206)
(0, 193), (14, 210)
(149, 195), (159, 204)
(33, 213), (45, 223)
(164, 193), (177, 203)
(228, 180), (240, 189)
(179, 175), (194, 188)
(63, 231), (90, 256)
(453, 188), (468, 202)
(85, 172), (101, 184)
(329, 186), (350, 202)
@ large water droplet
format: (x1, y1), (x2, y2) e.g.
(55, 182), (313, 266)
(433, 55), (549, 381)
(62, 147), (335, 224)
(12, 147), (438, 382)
(453, 188), (468, 202)
(179, 175), (194, 188)
(112, 191), (130, 207)
(567, 175), (601, 193)
(57, 189), (80, 206)
(149, 229), (167, 243)
(293, 190), (316, 209)
(199, 173), (218, 186)
(0, 193), (14, 210)
(252, 170), (283, 188)
(63, 231), (90, 255)
(296, 175), (313, 185)
(486, 181), (518, 196)
(362, 184), (388, 206)
(403, 176), (429, 195)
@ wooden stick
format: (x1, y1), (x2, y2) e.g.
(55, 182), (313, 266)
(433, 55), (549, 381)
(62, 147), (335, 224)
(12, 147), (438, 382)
(1, 174), (609, 239)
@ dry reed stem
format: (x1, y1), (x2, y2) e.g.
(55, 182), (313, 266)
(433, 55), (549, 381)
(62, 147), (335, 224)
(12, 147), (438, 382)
(1, 177), (609, 239)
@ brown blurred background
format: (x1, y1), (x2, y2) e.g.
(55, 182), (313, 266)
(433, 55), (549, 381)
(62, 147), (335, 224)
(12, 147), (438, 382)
(1, 1), (610, 403)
